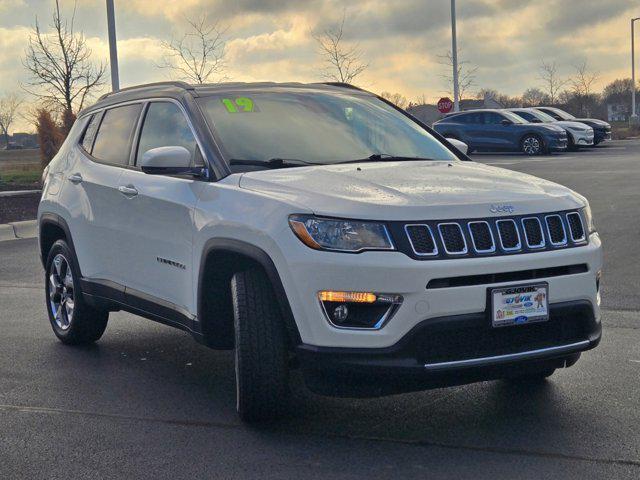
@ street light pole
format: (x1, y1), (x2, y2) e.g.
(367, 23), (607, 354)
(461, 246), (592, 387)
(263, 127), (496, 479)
(106, 0), (120, 92)
(450, 0), (460, 112)
(632, 18), (639, 123)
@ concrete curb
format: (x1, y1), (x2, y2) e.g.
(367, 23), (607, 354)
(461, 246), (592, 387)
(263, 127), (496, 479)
(0, 189), (41, 198)
(0, 219), (37, 241)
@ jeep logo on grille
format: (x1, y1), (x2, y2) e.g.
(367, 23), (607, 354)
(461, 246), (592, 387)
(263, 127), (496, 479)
(490, 204), (515, 214)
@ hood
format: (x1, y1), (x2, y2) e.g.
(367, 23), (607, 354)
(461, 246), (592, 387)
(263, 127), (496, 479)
(555, 120), (593, 131)
(238, 161), (584, 221)
(574, 118), (610, 128)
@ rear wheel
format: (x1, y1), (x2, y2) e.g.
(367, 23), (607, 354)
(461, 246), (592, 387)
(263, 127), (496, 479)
(521, 134), (543, 155)
(231, 268), (290, 422)
(45, 240), (109, 345)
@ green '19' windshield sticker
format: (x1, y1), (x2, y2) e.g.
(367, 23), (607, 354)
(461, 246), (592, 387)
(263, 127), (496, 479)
(221, 97), (255, 113)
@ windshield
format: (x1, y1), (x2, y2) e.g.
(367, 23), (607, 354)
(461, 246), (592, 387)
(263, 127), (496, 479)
(500, 111), (528, 124)
(548, 108), (575, 120)
(527, 109), (557, 122)
(197, 91), (458, 169)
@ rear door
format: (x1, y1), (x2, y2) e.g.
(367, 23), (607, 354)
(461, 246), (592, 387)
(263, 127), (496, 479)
(116, 101), (206, 315)
(64, 103), (142, 290)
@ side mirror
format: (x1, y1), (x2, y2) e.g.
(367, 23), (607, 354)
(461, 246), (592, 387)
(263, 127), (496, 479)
(500, 119), (513, 126)
(140, 146), (203, 176)
(446, 138), (468, 155)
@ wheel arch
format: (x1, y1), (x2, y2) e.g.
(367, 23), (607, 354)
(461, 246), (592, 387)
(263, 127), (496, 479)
(39, 213), (79, 273)
(197, 238), (301, 350)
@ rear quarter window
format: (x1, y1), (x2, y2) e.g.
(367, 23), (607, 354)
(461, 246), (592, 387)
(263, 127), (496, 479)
(91, 104), (142, 165)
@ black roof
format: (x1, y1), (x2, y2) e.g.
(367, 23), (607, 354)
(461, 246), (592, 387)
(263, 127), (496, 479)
(80, 81), (372, 117)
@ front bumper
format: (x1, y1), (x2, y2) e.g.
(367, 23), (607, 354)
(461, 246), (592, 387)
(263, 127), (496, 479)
(297, 300), (600, 397)
(547, 136), (568, 151)
(594, 129), (612, 144)
(573, 130), (595, 146)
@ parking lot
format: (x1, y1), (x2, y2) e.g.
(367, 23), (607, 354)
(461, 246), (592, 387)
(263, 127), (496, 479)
(1, 140), (639, 479)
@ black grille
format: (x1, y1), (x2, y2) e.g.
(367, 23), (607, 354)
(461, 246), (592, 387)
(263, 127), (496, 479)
(405, 225), (437, 255)
(413, 308), (590, 364)
(522, 217), (544, 247)
(468, 221), (493, 252)
(396, 209), (588, 260)
(497, 220), (520, 250)
(439, 223), (466, 253)
(546, 215), (566, 244)
(566, 212), (585, 241)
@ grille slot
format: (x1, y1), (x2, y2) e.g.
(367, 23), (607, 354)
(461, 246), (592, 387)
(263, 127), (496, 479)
(566, 212), (585, 242)
(496, 219), (521, 251)
(468, 221), (495, 253)
(405, 224), (438, 256)
(521, 217), (545, 248)
(545, 214), (567, 246)
(438, 223), (467, 254)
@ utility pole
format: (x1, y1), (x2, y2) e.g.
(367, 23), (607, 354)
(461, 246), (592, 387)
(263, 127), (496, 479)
(632, 18), (639, 124)
(106, 0), (120, 92)
(450, 0), (460, 112)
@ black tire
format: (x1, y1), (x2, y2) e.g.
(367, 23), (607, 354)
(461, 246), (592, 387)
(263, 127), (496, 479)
(521, 134), (543, 156)
(45, 239), (109, 345)
(567, 133), (578, 151)
(231, 268), (289, 422)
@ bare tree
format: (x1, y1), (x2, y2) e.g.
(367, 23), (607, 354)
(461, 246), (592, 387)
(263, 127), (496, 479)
(538, 60), (567, 104)
(379, 91), (408, 109)
(159, 15), (227, 84)
(23, 0), (106, 115)
(314, 12), (368, 84)
(569, 60), (599, 97)
(0, 93), (22, 147)
(521, 87), (550, 107)
(437, 50), (478, 100)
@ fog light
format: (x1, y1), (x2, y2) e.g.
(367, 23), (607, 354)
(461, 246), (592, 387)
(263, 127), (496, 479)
(318, 291), (402, 329)
(333, 304), (349, 323)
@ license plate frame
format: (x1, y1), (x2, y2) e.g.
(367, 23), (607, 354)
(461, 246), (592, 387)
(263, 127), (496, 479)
(490, 283), (549, 328)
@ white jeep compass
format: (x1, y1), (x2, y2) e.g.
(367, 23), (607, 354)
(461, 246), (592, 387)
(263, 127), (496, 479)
(38, 82), (603, 422)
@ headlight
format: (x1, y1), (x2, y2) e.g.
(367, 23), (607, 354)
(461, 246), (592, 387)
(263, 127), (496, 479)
(288, 215), (394, 252)
(582, 204), (596, 233)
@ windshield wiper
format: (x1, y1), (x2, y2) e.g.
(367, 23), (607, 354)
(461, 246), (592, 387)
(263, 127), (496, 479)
(336, 153), (436, 165)
(229, 157), (320, 169)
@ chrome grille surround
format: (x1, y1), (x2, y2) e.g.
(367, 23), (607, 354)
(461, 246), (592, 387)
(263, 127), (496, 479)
(566, 212), (586, 243)
(398, 209), (587, 260)
(438, 223), (468, 255)
(545, 214), (568, 246)
(521, 217), (546, 249)
(404, 224), (438, 256)
(467, 221), (495, 253)
(496, 219), (522, 252)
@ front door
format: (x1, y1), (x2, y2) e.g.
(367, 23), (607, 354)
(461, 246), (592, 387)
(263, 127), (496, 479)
(116, 101), (206, 315)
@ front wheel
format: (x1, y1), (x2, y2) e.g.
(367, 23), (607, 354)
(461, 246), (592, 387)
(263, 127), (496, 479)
(45, 240), (109, 345)
(521, 135), (543, 156)
(231, 268), (290, 422)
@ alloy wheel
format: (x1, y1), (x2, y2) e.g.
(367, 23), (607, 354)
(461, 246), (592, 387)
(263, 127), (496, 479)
(522, 136), (541, 155)
(48, 253), (75, 330)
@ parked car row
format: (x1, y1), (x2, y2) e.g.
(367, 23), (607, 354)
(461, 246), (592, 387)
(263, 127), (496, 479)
(432, 107), (612, 156)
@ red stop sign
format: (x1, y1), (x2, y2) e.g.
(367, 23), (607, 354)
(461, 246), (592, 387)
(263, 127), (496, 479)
(437, 97), (453, 113)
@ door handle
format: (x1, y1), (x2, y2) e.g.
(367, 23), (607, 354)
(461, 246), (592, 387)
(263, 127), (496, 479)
(118, 185), (138, 198)
(68, 173), (83, 184)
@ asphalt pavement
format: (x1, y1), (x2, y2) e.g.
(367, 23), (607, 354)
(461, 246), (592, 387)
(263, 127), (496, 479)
(1, 140), (639, 479)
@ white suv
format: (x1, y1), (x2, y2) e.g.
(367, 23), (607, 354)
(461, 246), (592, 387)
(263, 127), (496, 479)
(38, 82), (603, 421)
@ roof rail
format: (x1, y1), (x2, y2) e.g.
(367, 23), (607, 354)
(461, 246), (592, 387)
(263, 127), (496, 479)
(98, 81), (193, 101)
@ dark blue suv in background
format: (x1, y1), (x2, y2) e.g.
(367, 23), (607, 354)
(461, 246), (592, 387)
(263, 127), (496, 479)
(433, 109), (568, 155)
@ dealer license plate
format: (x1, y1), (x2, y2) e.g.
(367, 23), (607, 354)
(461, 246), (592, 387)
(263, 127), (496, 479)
(491, 284), (549, 328)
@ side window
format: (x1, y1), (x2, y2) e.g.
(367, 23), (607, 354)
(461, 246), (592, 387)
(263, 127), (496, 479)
(483, 112), (503, 124)
(452, 114), (468, 124)
(81, 113), (101, 153)
(92, 104), (142, 165)
(136, 102), (200, 166)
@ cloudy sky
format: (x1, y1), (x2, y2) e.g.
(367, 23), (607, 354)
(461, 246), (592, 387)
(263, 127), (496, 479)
(0, 0), (637, 131)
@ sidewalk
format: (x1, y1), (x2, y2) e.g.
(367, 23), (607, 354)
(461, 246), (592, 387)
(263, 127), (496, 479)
(0, 220), (38, 241)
